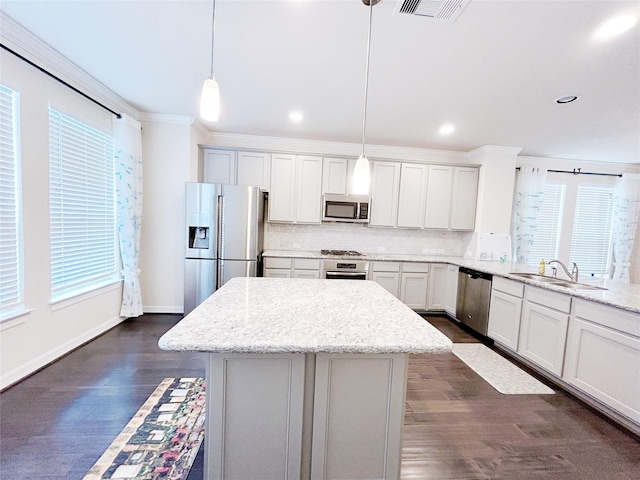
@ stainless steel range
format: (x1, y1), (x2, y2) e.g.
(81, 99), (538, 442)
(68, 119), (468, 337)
(321, 250), (369, 280)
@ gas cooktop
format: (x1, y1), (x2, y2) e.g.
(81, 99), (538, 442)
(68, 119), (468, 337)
(320, 249), (365, 257)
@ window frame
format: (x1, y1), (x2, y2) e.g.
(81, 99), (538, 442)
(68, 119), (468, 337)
(48, 107), (118, 303)
(0, 83), (24, 322)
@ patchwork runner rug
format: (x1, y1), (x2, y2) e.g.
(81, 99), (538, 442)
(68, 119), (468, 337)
(452, 343), (555, 395)
(84, 377), (205, 480)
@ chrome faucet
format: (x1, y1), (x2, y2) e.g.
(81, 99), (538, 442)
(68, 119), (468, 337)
(548, 260), (579, 282)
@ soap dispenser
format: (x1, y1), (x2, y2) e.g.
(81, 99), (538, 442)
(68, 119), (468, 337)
(538, 259), (545, 275)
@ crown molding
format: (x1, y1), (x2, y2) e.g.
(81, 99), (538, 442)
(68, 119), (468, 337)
(467, 145), (524, 160)
(204, 131), (471, 164)
(0, 12), (138, 118)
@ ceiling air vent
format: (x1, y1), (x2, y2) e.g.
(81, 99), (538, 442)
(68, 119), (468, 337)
(395, 0), (471, 22)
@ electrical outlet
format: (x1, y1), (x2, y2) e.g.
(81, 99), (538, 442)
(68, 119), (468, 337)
(378, 246), (386, 252)
(292, 243), (300, 249)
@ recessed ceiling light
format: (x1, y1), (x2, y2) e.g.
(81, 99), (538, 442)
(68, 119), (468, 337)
(289, 111), (304, 122)
(439, 124), (455, 135)
(596, 14), (637, 38)
(555, 95), (580, 104)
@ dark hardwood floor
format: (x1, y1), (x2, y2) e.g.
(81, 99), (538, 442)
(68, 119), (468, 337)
(1, 313), (638, 479)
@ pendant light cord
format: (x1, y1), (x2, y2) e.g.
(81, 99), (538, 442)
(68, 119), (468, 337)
(361, 1), (374, 158)
(209, 0), (216, 78)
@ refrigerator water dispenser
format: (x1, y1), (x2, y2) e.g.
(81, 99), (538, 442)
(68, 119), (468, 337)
(189, 226), (210, 249)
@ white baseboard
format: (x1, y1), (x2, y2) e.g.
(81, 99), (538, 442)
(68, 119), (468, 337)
(143, 305), (183, 314)
(0, 314), (124, 391)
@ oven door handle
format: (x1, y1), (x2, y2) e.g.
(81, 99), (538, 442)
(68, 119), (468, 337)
(325, 271), (367, 278)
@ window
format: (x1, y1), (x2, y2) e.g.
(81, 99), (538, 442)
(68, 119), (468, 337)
(49, 108), (117, 302)
(528, 183), (564, 266)
(0, 84), (23, 320)
(569, 185), (614, 275)
(526, 174), (616, 277)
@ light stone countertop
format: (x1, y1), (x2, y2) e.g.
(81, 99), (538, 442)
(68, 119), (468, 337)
(263, 250), (640, 314)
(158, 277), (454, 354)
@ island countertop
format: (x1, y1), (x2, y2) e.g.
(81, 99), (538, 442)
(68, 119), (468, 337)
(158, 277), (453, 354)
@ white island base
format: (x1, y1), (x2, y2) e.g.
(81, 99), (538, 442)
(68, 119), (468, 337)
(206, 352), (407, 480)
(158, 278), (453, 480)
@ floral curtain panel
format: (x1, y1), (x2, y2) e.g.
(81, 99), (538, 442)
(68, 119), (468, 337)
(511, 166), (547, 264)
(114, 114), (144, 317)
(611, 173), (640, 282)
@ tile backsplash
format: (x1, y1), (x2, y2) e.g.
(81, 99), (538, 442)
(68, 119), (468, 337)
(265, 222), (473, 256)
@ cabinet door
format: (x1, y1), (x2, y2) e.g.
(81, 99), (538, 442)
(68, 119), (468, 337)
(424, 166), (453, 229)
(564, 317), (640, 423)
(264, 268), (292, 278)
(400, 273), (429, 310)
(203, 149), (236, 184)
(372, 272), (400, 298)
(519, 302), (569, 376)
(322, 157), (348, 194)
(444, 264), (459, 316)
(426, 264), (447, 310)
(397, 163), (428, 228)
(269, 154), (297, 222)
(296, 155), (323, 224)
(487, 290), (523, 351)
(450, 167), (479, 230)
(237, 151), (270, 191)
(369, 161), (401, 227)
(293, 270), (320, 279)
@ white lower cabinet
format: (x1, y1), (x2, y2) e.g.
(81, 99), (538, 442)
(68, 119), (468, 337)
(444, 264), (459, 316)
(487, 277), (524, 351)
(426, 263), (448, 310)
(371, 262), (401, 298)
(564, 299), (640, 424)
(518, 286), (571, 376)
(264, 257), (320, 279)
(400, 269), (429, 310)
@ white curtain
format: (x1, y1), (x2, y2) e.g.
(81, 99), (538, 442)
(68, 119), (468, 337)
(113, 114), (144, 317)
(511, 166), (547, 264)
(611, 173), (640, 282)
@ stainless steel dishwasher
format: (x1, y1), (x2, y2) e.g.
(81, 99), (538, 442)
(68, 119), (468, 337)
(456, 267), (493, 336)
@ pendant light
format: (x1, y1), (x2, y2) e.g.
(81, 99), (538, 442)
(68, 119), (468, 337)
(200, 0), (220, 121)
(352, 0), (380, 195)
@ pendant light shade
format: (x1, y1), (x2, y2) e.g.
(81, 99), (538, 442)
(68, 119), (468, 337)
(352, 0), (379, 195)
(200, 77), (220, 121)
(353, 154), (371, 195)
(200, 0), (220, 122)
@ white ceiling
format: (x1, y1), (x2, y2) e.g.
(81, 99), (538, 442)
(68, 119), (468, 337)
(1, 0), (639, 164)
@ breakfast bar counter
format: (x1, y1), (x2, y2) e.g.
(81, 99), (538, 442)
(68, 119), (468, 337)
(159, 277), (452, 480)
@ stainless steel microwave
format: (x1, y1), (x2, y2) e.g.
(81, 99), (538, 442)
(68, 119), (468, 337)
(322, 194), (370, 223)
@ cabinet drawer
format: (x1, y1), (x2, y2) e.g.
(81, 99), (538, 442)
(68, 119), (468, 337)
(525, 286), (571, 313)
(372, 262), (401, 272)
(293, 258), (321, 270)
(401, 262), (429, 273)
(264, 257), (292, 269)
(493, 277), (524, 298)
(574, 299), (639, 337)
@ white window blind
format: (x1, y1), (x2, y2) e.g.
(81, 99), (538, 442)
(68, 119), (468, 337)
(569, 185), (614, 276)
(0, 84), (22, 320)
(528, 183), (565, 266)
(49, 108), (117, 301)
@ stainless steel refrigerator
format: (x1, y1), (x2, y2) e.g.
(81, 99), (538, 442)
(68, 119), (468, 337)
(184, 182), (264, 315)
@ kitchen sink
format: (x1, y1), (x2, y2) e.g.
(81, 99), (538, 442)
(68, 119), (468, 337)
(509, 273), (565, 283)
(509, 272), (607, 291)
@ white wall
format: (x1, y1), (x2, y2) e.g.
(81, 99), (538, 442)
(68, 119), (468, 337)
(138, 116), (206, 313)
(0, 49), (123, 389)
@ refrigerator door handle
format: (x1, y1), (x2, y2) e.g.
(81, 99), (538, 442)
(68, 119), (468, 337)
(216, 194), (223, 289)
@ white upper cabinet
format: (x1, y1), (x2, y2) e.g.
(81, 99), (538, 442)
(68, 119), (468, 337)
(202, 148), (271, 191)
(269, 154), (322, 224)
(296, 156), (323, 224)
(269, 154), (297, 222)
(397, 163), (428, 228)
(203, 149), (236, 184)
(321, 157), (357, 195)
(369, 161), (401, 227)
(237, 151), (271, 191)
(450, 167), (479, 230)
(424, 166), (453, 229)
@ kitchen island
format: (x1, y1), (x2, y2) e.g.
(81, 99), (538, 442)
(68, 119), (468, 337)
(158, 277), (452, 480)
